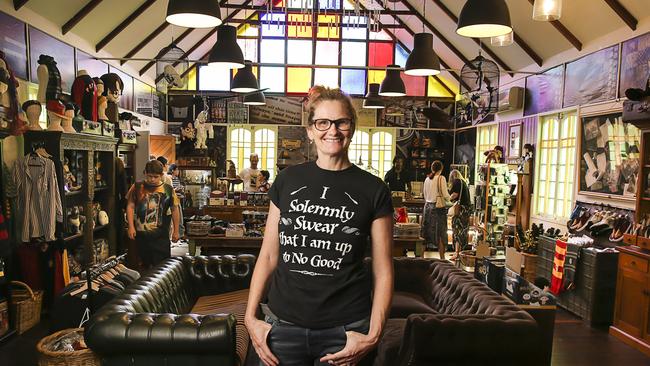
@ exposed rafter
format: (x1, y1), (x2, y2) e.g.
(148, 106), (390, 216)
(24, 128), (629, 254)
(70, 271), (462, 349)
(121, 23), (170, 65)
(526, 0), (582, 51)
(430, 0), (542, 67)
(13, 0), (28, 11)
(95, 0), (157, 52)
(62, 0), (103, 35)
(603, 0), (637, 30)
(139, 27), (194, 76)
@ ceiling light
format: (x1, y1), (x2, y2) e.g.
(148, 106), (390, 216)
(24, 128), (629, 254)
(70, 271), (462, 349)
(532, 0), (562, 21)
(231, 60), (258, 93)
(243, 91), (266, 105)
(363, 83), (385, 109)
(405, 33), (441, 76)
(208, 25), (245, 69)
(379, 65), (406, 97)
(490, 31), (513, 47)
(166, 0), (222, 28)
(456, 0), (512, 38)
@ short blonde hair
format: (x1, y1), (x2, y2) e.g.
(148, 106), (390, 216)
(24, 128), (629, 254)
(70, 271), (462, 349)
(306, 86), (357, 127)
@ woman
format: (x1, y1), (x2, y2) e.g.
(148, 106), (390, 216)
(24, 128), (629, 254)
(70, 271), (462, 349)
(245, 87), (394, 366)
(422, 160), (450, 259)
(449, 170), (471, 259)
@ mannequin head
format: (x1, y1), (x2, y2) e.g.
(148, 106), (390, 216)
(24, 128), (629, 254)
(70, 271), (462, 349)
(46, 99), (65, 131)
(93, 77), (104, 96)
(100, 73), (124, 103)
(22, 100), (42, 130)
(62, 102), (76, 133)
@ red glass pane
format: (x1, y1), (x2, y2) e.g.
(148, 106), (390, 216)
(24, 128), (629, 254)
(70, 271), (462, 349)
(369, 42), (393, 68)
(401, 72), (426, 96)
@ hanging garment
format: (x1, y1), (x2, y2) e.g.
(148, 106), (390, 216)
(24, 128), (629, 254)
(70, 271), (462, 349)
(550, 240), (568, 295)
(62, 249), (70, 286)
(12, 154), (63, 242)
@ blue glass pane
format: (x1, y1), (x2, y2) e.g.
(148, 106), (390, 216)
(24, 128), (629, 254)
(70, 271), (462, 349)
(261, 13), (286, 37)
(260, 39), (286, 63)
(395, 43), (408, 68)
(341, 69), (366, 95)
(319, 0), (341, 9)
(342, 16), (367, 39)
(260, 66), (285, 93)
(341, 41), (366, 66)
(198, 65), (230, 91)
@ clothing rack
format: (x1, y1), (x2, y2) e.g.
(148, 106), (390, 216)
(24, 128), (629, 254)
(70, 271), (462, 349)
(85, 252), (127, 314)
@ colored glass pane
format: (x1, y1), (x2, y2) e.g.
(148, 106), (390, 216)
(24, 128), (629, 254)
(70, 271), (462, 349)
(315, 41), (339, 65)
(341, 69), (366, 95)
(288, 39), (313, 64)
(237, 38), (258, 62)
(368, 42), (393, 68)
(260, 39), (285, 63)
(342, 16), (367, 39)
(402, 72), (425, 96)
(261, 13), (286, 37)
(341, 41), (366, 66)
(395, 43), (408, 68)
(287, 67), (312, 93)
(313, 68), (339, 88)
(289, 0), (314, 8)
(369, 29), (393, 41)
(288, 14), (313, 37)
(198, 65), (230, 91)
(238, 15), (259, 37)
(343, 0), (354, 10)
(428, 76), (454, 97)
(367, 70), (385, 85)
(187, 67), (197, 90)
(317, 15), (339, 39)
(260, 66), (285, 93)
(319, 0), (341, 9)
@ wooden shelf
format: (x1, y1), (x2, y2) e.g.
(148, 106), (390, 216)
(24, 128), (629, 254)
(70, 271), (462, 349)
(0, 329), (16, 346)
(65, 190), (84, 197)
(63, 232), (84, 242)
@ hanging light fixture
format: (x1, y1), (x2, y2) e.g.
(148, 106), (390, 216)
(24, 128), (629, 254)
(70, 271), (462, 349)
(456, 0), (512, 38)
(166, 0), (222, 28)
(379, 65), (406, 97)
(363, 83), (385, 109)
(243, 91), (266, 105)
(208, 25), (245, 69)
(490, 31), (513, 47)
(405, 33), (441, 76)
(532, 0), (562, 21)
(231, 60), (258, 93)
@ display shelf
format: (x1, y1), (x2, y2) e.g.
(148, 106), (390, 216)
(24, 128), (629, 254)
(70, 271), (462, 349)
(65, 190), (84, 197)
(0, 329), (16, 346)
(63, 232), (84, 242)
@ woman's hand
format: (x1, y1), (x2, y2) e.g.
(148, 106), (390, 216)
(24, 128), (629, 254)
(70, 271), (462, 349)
(319, 331), (377, 366)
(246, 318), (279, 366)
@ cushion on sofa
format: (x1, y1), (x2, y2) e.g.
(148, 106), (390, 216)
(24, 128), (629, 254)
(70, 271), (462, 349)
(391, 291), (437, 318)
(373, 319), (407, 366)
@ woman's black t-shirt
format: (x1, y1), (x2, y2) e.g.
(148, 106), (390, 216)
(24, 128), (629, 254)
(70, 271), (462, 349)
(450, 179), (471, 207)
(267, 161), (393, 328)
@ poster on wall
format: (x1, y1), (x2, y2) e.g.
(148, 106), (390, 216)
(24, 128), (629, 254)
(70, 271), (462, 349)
(76, 50), (108, 79)
(249, 96), (302, 125)
(0, 12), (27, 80)
(227, 101), (248, 124)
(563, 45), (619, 108)
(29, 26), (75, 93)
(109, 67), (134, 111)
(134, 79), (153, 116)
(379, 99), (430, 128)
(209, 99), (227, 123)
(620, 32), (650, 97)
(278, 126), (312, 167)
(524, 65), (564, 116)
(579, 112), (640, 198)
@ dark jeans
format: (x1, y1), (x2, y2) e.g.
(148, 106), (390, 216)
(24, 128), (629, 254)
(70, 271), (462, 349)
(136, 232), (170, 268)
(263, 311), (370, 366)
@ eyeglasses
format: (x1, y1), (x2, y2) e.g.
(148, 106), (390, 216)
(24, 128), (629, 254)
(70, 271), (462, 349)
(311, 118), (353, 131)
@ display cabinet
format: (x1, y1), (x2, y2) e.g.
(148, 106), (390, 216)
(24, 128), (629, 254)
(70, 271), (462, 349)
(474, 163), (516, 245)
(178, 165), (217, 209)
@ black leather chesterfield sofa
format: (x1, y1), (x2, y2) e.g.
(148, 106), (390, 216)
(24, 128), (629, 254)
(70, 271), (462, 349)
(85, 255), (256, 366)
(375, 257), (551, 366)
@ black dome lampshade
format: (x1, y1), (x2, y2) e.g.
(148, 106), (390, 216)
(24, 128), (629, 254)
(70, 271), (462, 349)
(231, 60), (258, 93)
(208, 25), (245, 69)
(243, 91), (266, 105)
(405, 33), (441, 76)
(363, 83), (385, 109)
(166, 0), (222, 28)
(379, 65), (406, 97)
(456, 0), (512, 38)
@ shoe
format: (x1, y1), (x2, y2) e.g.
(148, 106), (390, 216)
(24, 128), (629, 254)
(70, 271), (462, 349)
(591, 212), (616, 232)
(574, 211), (596, 232)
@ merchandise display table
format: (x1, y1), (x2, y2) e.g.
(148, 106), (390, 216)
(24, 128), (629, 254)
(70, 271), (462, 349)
(187, 236), (263, 256)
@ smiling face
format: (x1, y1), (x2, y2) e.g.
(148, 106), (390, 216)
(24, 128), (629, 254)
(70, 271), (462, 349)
(307, 100), (354, 160)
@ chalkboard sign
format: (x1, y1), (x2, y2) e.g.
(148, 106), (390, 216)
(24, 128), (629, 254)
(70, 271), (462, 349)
(0, 12), (27, 80)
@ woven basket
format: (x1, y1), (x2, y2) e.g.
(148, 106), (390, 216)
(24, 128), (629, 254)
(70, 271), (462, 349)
(9, 281), (43, 335)
(36, 328), (100, 366)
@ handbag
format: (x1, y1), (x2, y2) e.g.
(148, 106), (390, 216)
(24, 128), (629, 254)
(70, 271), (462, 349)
(448, 181), (463, 217)
(435, 175), (451, 209)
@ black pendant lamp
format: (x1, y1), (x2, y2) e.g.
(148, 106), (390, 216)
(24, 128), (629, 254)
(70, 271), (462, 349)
(208, 25), (245, 69)
(231, 60), (258, 93)
(379, 65), (406, 97)
(166, 0), (222, 28)
(363, 83), (385, 109)
(456, 0), (512, 38)
(243, 91), (266, 105)
(405, 33), (441, 76)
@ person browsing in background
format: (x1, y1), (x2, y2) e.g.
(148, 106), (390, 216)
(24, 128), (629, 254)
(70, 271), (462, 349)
(126, 160), (180, 269)
(238, 153), (260, 192)
(245, 86), (394, 366)
(156, 156), (174, 186)
(448, 169), (471, 260)
(257, 170), (271, 193)
(422, 160), (450, 260)
(384, 156), (412, 193)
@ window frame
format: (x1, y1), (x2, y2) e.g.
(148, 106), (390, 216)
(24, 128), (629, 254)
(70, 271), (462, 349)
(348, 128), (396, 179)
(227, 125), (279, 184)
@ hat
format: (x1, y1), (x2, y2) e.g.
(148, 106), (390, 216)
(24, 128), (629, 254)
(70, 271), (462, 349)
(46, 100), (66, 118)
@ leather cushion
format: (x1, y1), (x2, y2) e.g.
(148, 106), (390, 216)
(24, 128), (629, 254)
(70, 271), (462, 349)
(373, 319), (406, 366)
(390, 291), (437, 318)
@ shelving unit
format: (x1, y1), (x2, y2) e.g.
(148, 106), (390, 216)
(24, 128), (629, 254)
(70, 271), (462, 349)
(474, 163), (517, 246)
(407, 141), (446, 182)
(178, 165), (217, 209)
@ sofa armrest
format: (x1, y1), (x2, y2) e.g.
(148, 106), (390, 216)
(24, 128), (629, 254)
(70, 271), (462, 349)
(398, 313), (544, 366)
(85, 312), (237, 356)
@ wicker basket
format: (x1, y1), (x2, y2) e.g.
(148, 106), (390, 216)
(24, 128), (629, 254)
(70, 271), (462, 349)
(9, 281), (43, 335)
(37, 328), (100, 366)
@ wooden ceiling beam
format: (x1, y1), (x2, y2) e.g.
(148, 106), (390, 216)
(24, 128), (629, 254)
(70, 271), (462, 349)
(603, 0), (637, 30)
(13, 0), (28, 11)
(526, 0), (582, 51)
(95, 0), (157, 52)
(62, 0), (103, 35)
(430, 0), (542, 67)
(121, 22), (170, 65)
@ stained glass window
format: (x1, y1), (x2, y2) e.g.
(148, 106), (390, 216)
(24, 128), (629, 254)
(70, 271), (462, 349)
(315, 41), (339, 65)
(368, 42), (393, 68)
(260, 66), (285, 92)
(341, 69), (366, 95)
(402, 72), (425, 96)
(287, 39), (313, 64)
(313, 68), (339, 88)
(317, 15), (340, 39)
(260, 39), (285, 63)
(238, 38), (258, 62)
(342, 16), (367, 40)
(198, 65), (230, 91)
(319, 0), (341, 9)
(289, 0), (314, 8)
(367, 70), (386, 85)
(428, 76), (454, 97)
(261, 13), (286, 37)
(288, 14), (313, 38)
(287, 67), (312, 93)
(369, 30), (393, 41)
(395, 43), (408, 68)
(341, 41), (366, 66)
(238, 15), (259, 37)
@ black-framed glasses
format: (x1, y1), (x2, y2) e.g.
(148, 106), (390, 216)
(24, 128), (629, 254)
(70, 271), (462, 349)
(311, 118), (353, 131)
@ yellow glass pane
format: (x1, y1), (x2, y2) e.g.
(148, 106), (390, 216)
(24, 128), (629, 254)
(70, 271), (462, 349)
(288, 14), (313, 37)
(287, 68), (312, 93)
(317, 15), (339, 39)
(238, 14), (259, 37)
(187, 67), (197, 90)
(367, 70), (385, 85)
(427, 76), (455, 97)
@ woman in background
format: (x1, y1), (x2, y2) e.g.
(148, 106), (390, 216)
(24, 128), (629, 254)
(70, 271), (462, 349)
(422, 160), (450, 260)
(449, 169), (471, 260)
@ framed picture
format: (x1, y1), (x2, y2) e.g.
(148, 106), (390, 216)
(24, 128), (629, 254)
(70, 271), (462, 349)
(578, 112), (640, 199)
(508, 124), (521, 158)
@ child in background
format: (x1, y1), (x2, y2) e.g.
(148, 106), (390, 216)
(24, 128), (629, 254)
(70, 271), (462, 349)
(257, 170), (270, 192)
